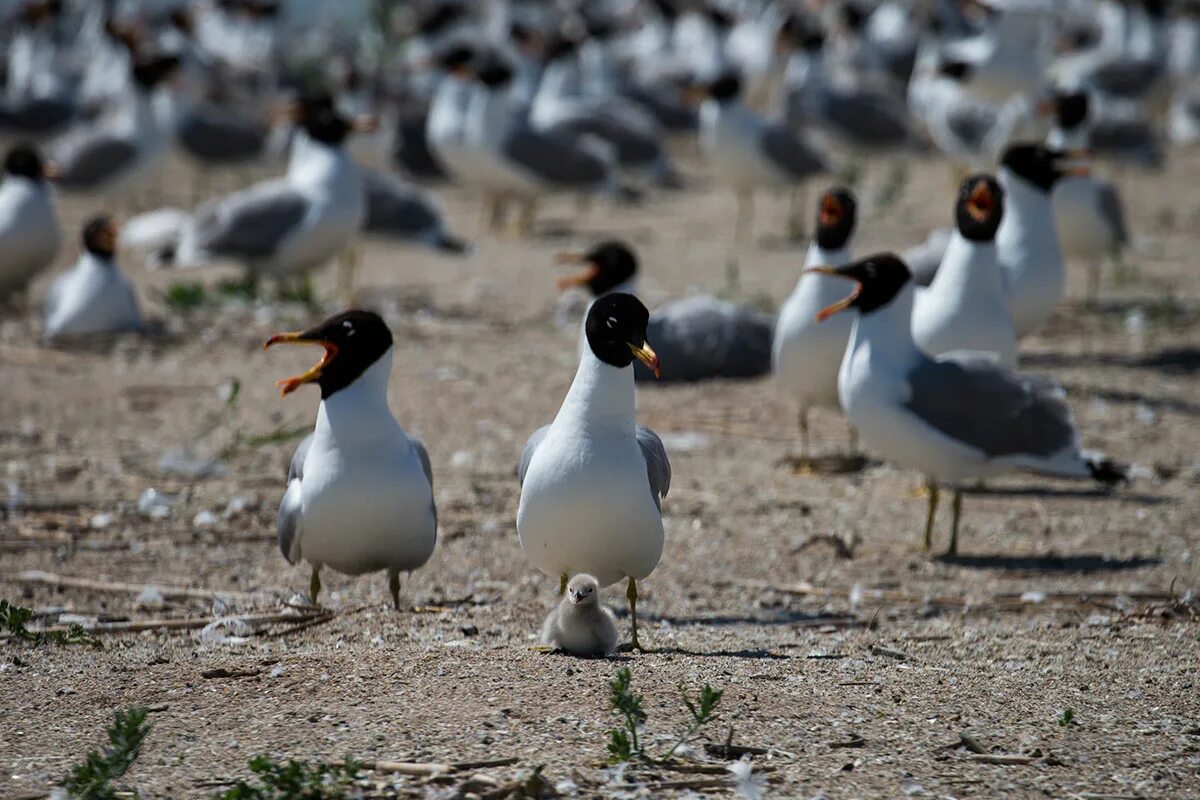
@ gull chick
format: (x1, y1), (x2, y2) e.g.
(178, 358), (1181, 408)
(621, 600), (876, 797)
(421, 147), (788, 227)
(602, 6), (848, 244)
(540, 574), (618, 657)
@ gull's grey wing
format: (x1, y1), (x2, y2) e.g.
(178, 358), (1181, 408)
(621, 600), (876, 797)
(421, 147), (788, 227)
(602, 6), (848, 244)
(410, 435), (437, 528)
(759, 124), (826, 180)
(53, 135), (139, 189)
(287, 433), (313, 481)
(503, 127), (609, 188)
(278, 433), (311, 563)
(518, 424), (551, 486)
(193, 182), (308, 258)
(545, 102), (663, 166)
(177, 106), (268, 163)
(903, 356), (1078, 459)
(1088, 119), (1163, 167)
(944, 105), (994, 151)
(362, 169), (439, 237)
(636, 425), (671, 509)
(1095, 179), (1128, 248)
(820, 90), (913, 148)
(637, 296), (773, 383)
(0, 95), (75, 135)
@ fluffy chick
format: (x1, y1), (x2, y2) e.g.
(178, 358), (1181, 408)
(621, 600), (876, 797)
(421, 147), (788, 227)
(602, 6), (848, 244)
(540, 574), (618, 657)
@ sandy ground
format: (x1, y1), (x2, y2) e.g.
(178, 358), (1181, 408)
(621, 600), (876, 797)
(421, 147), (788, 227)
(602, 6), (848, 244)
(2, 147), (1200, 799)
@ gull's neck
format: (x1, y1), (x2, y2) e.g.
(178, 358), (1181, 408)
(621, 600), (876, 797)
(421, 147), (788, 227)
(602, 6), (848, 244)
(594, 277), (640, 299)
(929, 230), (1002, 300)
(315, 348), (399, 443)
(288, 133), (355, 187)
(794, 241), (852, 298)
(78, 252), (115, 272)
(997, 167), (1059, 257)
(1047, 125), (1086, 151)
(848, 283), (921, 372)
(556, 346), (636, 434)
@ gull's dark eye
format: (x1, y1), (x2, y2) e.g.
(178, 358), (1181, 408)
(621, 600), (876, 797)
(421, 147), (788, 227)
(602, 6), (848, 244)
(343, 320), (355, 336)
(606, 317), (617, 329)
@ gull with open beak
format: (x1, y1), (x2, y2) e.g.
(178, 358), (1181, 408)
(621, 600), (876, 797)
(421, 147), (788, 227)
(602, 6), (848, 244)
(772, 187), (858, 460)
(518, 293), (671, 651)
(810, 253), (1123, 556)
(265, 310), (437, 610)
(912, 175), (1017, 367)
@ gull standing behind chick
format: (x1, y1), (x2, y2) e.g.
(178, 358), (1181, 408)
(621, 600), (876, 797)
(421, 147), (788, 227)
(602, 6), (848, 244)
(0, 144), (60, 300)
(518, 294), (671, 652)
(540, 574), (618, 657)
(266, 310), (437, 610)
(43, 216), (142, 342)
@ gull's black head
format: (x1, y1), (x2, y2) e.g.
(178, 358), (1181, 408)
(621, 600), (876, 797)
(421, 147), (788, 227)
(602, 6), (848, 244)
(436, 42), (475, 74)
(474, 56), (515, 89)
(82, 215), (118, 259)
(418, 3), (466, 37)
(839, 2), (867, 33)
(264, 309), (394, 399)
(954, 174), (1004, 241)
(706, 72), (741, 103)
(1001, 143), (1075, 193)
(567, 574), (599, 605)
(584, 293), (659, 376)
(131, 54), (181, 90)
(556, 241), (638, 296)
(4, 144), (46, 180)
(808, 253), (911, 320)
(937, 59), (972, 82)
(296, 93), (351, 145)
(543, 33), (580, 63)
(815, 187), (857, 250)
(1051, 91), (1088, 130)
(706, 7), (734, 30)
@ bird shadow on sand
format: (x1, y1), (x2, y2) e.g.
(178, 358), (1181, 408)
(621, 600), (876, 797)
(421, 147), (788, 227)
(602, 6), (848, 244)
(963, 485), (1168, 504)
(1058, 383), (1200, 417)
(644, 646), (792, 660)
(617, 608), (856, 630)
(1023, 346), (1200, 378)
(934, 552), (1161, 573)
(777, 453), (880, 475)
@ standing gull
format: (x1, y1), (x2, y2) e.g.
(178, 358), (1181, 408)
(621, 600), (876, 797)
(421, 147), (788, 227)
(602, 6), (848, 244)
(556, 241), (774, 383)
(771, 187), (858, 459)
(0, 143), (60, 299)
(159, 94), (367, 286)
(43, 216), (142, 342)
(810, 253), (1124, 555)
(912, 174), (1017, 367)
(696, 72), (828, 242)
(266, 310), (437, 610)
(518, 294), (670, 651)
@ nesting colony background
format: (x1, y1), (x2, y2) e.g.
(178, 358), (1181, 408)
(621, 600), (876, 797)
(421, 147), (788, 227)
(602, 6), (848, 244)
(2, 0), (1200, 798)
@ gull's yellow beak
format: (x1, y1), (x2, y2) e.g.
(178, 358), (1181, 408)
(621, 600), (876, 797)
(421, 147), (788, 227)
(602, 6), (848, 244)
(263, 332), (339, 396)
(628, 341), (661, 378)
(804, 266), (861, 321)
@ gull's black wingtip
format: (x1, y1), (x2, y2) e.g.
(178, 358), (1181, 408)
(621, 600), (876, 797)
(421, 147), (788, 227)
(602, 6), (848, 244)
(1087, 456), (1128, 486)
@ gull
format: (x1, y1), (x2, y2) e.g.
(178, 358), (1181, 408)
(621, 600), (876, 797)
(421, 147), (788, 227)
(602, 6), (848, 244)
(0, 143), (60, 300)
(361, 168), (470, 255)
(995, 143), (1079, 339)
(157, 94), (368, 287)
(266, 309), (437, 610)
(696, 71), (828, 242)
(43, 216), (142, 342)
(540, 574), (619, 657)
(809, 253), (1124, 555)
(771, 187), (858, 458)
(555, 241), (773, 384)
(1042, 89), (1162, 169)
(518, 293), (670, 651)
(912, 174), (1017, 367)
(49, 54), (181, 201)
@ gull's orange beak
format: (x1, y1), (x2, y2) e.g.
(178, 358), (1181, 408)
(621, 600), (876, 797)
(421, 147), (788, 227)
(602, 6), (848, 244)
(965, 179), (994, 222)
(263, 332), (338, 396)
(628, 341), (661, 378)
(819, 193), (843, 227)
(805, 266), (861, 321)
(554, 252), (601, 292)
(352, 115), (379, 133)
(43, 161), (62, 181)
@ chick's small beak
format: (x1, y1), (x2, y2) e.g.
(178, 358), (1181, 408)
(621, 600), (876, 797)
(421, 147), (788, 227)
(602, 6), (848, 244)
(629, 340), (661, 378)
(263, 332), (338, 396)
(805, 266), (861, 321)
